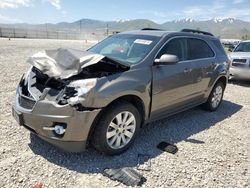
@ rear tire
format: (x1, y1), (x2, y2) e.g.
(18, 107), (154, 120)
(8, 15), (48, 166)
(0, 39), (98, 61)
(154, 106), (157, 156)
(203, 82), (225, 111)
(92, 101), (141, 155)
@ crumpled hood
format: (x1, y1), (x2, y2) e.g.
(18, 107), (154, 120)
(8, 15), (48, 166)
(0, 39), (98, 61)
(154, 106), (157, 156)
(27, 48), (109, 79)
(229, 52), (250, 59)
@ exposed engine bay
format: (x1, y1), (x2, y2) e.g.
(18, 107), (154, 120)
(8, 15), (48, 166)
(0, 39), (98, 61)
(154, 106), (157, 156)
(31, 57), (128, 90)
(19, 48), (129, 109)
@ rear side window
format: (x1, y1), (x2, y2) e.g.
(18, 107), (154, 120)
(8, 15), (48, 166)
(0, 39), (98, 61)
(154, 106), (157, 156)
(211, 39), (227, 57)
(157, 38), (188, 61)
(188, 38), (214, 60)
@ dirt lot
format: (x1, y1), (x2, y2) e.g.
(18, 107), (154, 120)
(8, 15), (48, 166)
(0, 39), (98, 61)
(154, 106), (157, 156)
(0, 38), (249, 188)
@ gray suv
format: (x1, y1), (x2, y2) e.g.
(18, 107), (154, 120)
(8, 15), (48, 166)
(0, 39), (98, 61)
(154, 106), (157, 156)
(12, 29), (229, 155)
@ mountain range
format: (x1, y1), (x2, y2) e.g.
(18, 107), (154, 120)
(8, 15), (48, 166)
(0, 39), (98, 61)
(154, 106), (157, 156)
(1, 18), (250, 39)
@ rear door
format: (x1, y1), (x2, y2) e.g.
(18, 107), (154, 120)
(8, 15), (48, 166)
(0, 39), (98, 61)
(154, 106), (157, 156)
(187, 38), (216, 96)
(151, 38), (198, 118)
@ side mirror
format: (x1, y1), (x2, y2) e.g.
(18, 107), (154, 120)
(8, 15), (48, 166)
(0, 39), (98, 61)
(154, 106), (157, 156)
(154, 54), (179, 65)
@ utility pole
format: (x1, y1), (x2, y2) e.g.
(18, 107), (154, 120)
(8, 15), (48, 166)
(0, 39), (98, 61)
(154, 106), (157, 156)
(13, 26), (15, 38)
(106, 24), (109, 36)
(46, 23), (48, 39)
(80, 20), (82, 40)
(80, 20), (82, 33)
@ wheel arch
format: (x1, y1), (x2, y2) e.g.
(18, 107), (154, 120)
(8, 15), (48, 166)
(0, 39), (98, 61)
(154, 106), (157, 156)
(203, 75), (227, 111)
(216, 76), (227, 88)
(86, 94), (146, 145)
(206, 75), (228, 99)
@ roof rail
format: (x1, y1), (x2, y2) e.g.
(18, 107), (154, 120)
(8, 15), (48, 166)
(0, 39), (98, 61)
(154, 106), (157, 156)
(181, 29), (214, 36)
(141, 28), (164, 31)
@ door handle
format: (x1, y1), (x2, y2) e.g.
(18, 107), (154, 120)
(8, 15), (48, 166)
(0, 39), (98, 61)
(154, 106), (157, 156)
(184, 68), (192, 73)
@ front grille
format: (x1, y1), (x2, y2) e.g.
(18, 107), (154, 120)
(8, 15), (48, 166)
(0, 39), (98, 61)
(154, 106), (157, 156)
(19, 94), (36, 109)
(232, 59), (247, 63)
(232, 59), (248, 68)
(232, 63), (247, 68)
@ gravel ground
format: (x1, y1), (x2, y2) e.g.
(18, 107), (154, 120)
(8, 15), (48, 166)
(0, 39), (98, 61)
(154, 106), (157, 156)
(0, 38), (249, 188)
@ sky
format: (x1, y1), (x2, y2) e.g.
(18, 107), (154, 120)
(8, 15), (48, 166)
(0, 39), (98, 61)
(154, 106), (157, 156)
(0, 0), (250, 24)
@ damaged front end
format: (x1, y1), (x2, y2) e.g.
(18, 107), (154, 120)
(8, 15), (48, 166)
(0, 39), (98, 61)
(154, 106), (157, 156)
(13, 48), (129, 152)
(23, 48), (129, 109)
(27, 66), (97, 110)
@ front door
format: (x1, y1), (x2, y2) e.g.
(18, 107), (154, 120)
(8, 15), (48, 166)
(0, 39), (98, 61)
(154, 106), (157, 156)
(151, 37), (197, 118)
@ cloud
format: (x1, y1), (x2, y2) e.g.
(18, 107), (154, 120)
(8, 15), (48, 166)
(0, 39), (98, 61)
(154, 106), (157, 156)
(137, 0), (232, 22)
(61, 10), (67, 17)
(137, 10), (167, 18)
(180, 0), (250, 20)
(182, 0), (228, 19)
(0, 0), (31, 9)
(227, 8), (250, 18)
(0, 0), (61, 10)
(45, 0), (61, 9)
(0, 14), (22, 23)
(212, 0), (227, 9)
(233, 0), (247, 4)
(137, 10), (179, 23)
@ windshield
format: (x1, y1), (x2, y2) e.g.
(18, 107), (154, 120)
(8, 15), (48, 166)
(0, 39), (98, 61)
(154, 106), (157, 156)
(234, 42), (250, 52)
(89, 34), (160, 65)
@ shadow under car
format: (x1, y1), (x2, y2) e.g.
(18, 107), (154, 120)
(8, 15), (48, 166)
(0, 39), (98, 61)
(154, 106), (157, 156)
(28, 100), (242, 174)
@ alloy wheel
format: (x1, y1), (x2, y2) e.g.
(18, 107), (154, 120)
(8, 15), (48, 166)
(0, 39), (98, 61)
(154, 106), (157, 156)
(211, 85), (223, 108)
(106, 111), (136, 149)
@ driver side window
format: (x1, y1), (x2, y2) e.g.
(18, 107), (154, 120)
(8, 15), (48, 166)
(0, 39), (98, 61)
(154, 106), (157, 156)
(157, 38), (188, 61)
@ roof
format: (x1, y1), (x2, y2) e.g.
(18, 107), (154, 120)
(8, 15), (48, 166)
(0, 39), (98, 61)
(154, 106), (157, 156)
(241, 40), (250, 43)
(119, 29), (217, 39)
(121, 30), (173, 37)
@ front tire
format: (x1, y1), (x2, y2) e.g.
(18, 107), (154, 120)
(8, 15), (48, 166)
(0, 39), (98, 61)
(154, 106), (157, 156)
(92, 101), (141, 155)
(203, 82), (225, 111)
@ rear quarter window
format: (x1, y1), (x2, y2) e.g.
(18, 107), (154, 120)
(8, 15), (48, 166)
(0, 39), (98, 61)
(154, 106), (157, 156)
(188, 38), (215, 60)
(211, 39), (227, 57)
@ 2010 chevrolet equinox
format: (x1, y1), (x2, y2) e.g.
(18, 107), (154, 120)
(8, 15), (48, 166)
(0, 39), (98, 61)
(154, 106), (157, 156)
(12, 29), (229, 155)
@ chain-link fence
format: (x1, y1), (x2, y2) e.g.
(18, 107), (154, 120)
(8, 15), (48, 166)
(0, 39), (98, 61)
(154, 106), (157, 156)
(0, 27), (108, 41)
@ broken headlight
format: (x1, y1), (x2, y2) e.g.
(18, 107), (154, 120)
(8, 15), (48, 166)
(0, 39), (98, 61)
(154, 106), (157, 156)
(66, 78), (97, 106)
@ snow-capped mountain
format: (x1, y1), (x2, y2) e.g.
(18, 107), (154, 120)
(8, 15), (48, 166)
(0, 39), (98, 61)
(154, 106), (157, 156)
(212, 18), (223, 23)
(173, 17), (238, 24)
(174, 18), (195, 23)
(211, 18), (237, 24)
(115, 19), (131, 23)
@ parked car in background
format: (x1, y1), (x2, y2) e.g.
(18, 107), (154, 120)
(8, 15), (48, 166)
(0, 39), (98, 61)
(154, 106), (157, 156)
(12, 29), (229, 155)
(221, 39), (241, 52)
(229, 40), (250, 80)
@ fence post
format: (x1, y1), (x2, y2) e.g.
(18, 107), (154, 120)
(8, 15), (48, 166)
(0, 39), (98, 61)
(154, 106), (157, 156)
(13, 28), (15, 38)
(0, 27), (2, 38)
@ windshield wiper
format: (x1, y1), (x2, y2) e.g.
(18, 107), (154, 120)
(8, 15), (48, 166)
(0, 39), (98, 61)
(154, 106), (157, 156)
(105, 55), (131, 67)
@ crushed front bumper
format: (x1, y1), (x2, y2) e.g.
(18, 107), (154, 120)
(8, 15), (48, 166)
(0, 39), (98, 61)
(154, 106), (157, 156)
(12, 87), (101, 152)
(230, 67), (250, 80)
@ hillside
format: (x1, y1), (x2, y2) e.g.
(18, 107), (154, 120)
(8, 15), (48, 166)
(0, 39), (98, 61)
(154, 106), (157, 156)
(0, 18), (250, 39)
